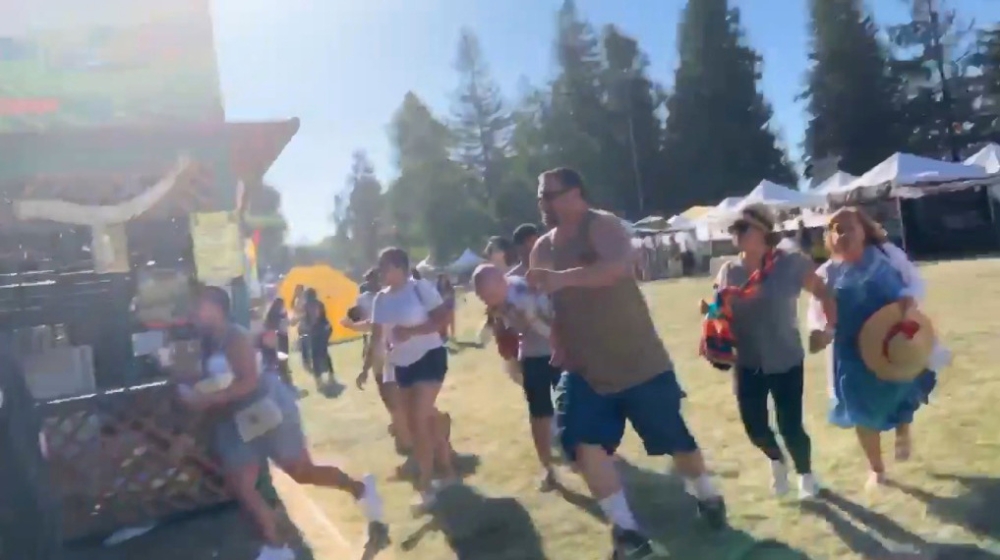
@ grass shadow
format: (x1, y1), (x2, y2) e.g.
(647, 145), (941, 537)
(615, 458), (812, 559)
(63, 499), (316, 560)
(798, 489), (1000, 559)
(399, 484), (548, 560)
(886, 474), (1000, 543)
(317, 379), (346, 399)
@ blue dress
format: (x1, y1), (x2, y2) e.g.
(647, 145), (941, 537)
(823, 246), (936, 432)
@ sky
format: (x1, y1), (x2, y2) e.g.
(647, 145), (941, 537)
(211, 0), (997, 243)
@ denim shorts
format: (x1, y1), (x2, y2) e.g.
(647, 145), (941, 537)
(395, 346), (448, 389)
(213, 374), (306, 471)
(555, 370), (698, 461)
(521, 356), (560, 418)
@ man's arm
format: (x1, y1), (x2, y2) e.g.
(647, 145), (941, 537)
(528, 233), (553, 270)
(557, 214), (635, 288)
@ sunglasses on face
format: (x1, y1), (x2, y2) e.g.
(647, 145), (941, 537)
(729, 221), (752, 236)
(538, 188), (572, 202)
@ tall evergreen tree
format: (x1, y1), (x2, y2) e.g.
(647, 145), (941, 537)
(601, 25), (665, 218)
(340, 150), (385, 266)
(975, 24), (1000, 139)
(801, 0), (903, 179)
(661, 0), (797, 214)
(451, 28), (511, 204)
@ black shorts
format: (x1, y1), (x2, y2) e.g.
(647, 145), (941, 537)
(521, 356), (561, 418)
(395, 346), (448, 389)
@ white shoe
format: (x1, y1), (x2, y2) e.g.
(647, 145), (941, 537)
(255, 545), (295, 560)
(361, 474), (384, 522)
(798, 474), (821, 500)
(770, 461), (790, 497)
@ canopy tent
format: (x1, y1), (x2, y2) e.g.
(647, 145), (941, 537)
(633, 215), (669, 230)
(812, 171), (858, 194)
(737, 180), (825, 210)
(448, 248), (485, 272)
(965, 143), (1000, 174)
(278, 265), (360, 343)
(847, 152), (987, 190)
(667, 214), (697, 230)
(679, 205), (713, 221)
(415, 256), (437, 274)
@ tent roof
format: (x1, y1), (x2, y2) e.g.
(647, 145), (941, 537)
(667, 214), (697, 230)
(679, 205), (713, 221)
(448, 248), (485, 271)
(849, 152), (987, 189)
(965, 143), (1000, 174)
(813, 171), (858, 194)
(738, 180), (823, 209)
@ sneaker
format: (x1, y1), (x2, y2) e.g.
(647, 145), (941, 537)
(611, 526), (656, 560)
(696, 496), (728, 530)
(365, 521), (391, 551)
(538, 469), (558, 492)
(255, 545), (295, 560)
(360, 474), (384, 522)
(770, 460), (790, 497)
(410, 490), (437, 517)
(798, 474), (821, 500)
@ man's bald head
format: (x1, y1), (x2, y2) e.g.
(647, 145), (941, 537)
(472, 264), (508, 307)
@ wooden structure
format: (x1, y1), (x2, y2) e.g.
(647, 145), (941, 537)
(0, 118), (298, 542)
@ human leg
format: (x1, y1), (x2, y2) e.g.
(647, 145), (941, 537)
(735, 367), (788, 496)
(522, 357), (561, 489)
(768, 364), (818, 497)
(396, 347), (448, 511)
(855, 426), (886, 489)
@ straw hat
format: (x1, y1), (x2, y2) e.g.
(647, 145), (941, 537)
(858, 302), (935, 382)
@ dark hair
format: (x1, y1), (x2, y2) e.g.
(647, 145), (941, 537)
(539, 167), (585, 193)
(363, 268), (378, 283)
(512, 223), (539, 247)
(378, 247), (410, 272)
(485, 236), (517, 266)
(304, 287), (319, 302)
(264, 297), (286, 328)
(199, 285), (232, 317)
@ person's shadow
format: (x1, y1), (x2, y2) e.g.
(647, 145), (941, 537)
(885, 474), (1000, 544)
(798, 489), (1000, 559)
(317, 379), (345, 399)
(556, 458), (812, 559)
(399, 484), (547, 560)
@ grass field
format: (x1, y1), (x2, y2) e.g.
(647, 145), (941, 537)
(72, 258), (1000, 560)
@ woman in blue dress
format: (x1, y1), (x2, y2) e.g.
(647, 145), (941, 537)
(807, 207), (936, 490)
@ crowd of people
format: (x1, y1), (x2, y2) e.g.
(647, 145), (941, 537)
(165, 166), (946, 560)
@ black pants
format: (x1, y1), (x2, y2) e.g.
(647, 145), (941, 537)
(735, 362), (812, 474)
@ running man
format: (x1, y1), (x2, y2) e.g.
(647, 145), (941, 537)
(473, 263), (561, 491)
(526, 167), (727, 558)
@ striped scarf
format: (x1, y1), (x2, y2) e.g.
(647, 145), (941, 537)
(699, 250), (781, 370)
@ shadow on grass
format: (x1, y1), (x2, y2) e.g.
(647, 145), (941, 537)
(400, 484), (547, 560)
(317, 379), (346, 399)
(556, 458), (811, 559)
(63, 500), (316, 560)
(799, 489), (1000, 559)
(886, 474), (1000, 544)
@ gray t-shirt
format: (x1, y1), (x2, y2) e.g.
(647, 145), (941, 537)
(716, 252), (813, 373)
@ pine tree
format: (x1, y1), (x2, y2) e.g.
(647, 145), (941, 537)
(601, 25), (665, 218)
(801, 0), (903, 179)
(975, 24), (1000, 139)
(451, 28), (511, 204)
(661, 0), (797, 213)
(341, 150), (384, 266)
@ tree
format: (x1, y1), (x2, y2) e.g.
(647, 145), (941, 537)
(243, 181), (290, 272)
(888, 0), (985, 159)
(451, 28), (511, 204)
(801, 0), (904, 179)
(661, 0), (797, 213)
(601, 25), (665, 217)
(973, 24), (1000, 139)
(338, 150), (385, 267)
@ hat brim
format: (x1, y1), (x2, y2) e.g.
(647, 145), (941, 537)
(858, 302), (936, 382)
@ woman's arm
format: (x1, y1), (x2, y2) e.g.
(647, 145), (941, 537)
(362, 323), (382, 373)
(803, 269), (837, 329)
(202, 332), (261, 407)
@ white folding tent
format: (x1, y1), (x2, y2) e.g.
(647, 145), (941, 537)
(736, 180), (825, 210)
(846, 152), (987, 190)
(448, 249), (485, 273)
(965, 143), (1000, 174)
(812, 171), (858, 194)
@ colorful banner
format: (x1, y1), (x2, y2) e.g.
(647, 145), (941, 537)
(0, 0), (223, 132)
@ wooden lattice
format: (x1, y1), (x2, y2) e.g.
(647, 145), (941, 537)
(39, 382), (231, 540)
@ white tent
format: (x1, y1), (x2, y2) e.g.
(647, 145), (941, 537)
(965, 143), (1000, 174)
(667, 214), (697, 230)
(448, 248), (485, 272)
(813, 171), (858, 194)
(737, 180), (825, 210)
(847, 152), (987, 190)
(415, 257), (437, 274)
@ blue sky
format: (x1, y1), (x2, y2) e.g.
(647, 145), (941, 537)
(212, 0), (996, 243)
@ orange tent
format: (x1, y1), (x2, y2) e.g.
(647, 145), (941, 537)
(278, 265), (360, 343)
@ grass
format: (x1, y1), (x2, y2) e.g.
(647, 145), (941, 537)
(73, 258), (1000, 559)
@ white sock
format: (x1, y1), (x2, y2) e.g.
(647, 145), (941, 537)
(598, 490), (639, 531)
(687, 474), (720, 500)
(360, 474), (383, 522)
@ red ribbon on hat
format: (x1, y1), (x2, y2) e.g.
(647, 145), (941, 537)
(881, 319), (921, 360)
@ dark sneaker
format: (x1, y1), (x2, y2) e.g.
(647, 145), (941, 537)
(697, 496), (728, 530)
(365, 521), (390, 551)
(611, 526), (657, 560)
(538, 469), (558, 492)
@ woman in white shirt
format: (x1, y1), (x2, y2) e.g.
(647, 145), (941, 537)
(362, 247), (456, 512)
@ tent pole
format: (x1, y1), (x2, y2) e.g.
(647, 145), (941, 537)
(895, 197), (908, 254)
(985, 186), (998, 248)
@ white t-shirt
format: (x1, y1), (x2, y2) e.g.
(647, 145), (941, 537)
(371, 279), (444, 367)
(499, 276), (552, 359)
(355, 291), (376, 321)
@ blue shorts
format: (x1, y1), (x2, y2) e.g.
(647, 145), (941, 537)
(213, 374), (306, 471)
(395, 346), (448, 389)
(555, 370), (698, 461)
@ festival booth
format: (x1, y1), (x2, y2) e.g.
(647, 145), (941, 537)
(828, 152), (995, 259)
(811, 171), (858, 194)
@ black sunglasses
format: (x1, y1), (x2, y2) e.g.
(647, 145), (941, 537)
(538, 188), (572, 202)
(729, 221), (752, 235)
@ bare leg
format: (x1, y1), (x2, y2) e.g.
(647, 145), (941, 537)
(403, 382), (443, 497)
(855, 427), (886, 488)
(895, 423), (912, 461)
(433, 410), (457, 481)
(226, 463), (282, 546)
(530, 416), (555, 470)
(385, 382), (412, 451)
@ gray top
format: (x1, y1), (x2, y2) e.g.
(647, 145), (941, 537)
(498, 276), (552, 359)
(716, 252), (812, 373)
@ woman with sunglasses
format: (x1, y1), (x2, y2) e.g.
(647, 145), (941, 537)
(709, 204), (835, 499)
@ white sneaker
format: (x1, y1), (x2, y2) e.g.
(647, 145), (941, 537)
(770, 460), (790, 497)
(255, 545), (295, 560)
(798, 474), (821, 499)
(360, 474), (384, 522)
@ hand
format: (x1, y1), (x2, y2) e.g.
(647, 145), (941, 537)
(355, 369), (369, 390)
(526, 268), (565, 294)
(392, 325), (413, 342)
(808, 329), (833, 354)
(176, 384), (211, 411)
(699, 299), (710, 315)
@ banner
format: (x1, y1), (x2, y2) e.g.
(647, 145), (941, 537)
(190, 211), (243, 286)
(0, 0), (223, 131)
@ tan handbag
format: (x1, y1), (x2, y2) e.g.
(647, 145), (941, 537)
(234, 397), (284, 442)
